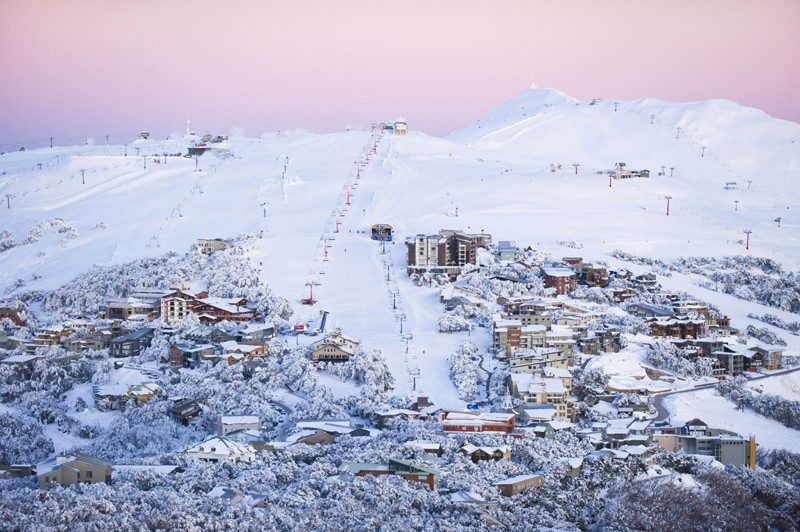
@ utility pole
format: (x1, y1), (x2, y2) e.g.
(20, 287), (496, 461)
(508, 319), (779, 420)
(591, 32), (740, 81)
(650, 114), (655, 125)
(80, 168), (86, 185)
(664, 195), (672, 216)
(609, 173), (613, 188)
(747, 180), (753, 190)
(675, 127), (682, 139)
(701, 146), (706, 157)
(124, 144), (127, 156)
(572, 163), (580, 175)
(5, 194), (13, 209)
(670, 167), (675, 177)
(49, 137), (54, 148)
(734, 200), (739, 211)
(143, 156), (147, 169)
(135, 147), (140, 157)
(613, 102), (619, 112)
(744, 229), (752, 250)
(775, 217), (782, 228)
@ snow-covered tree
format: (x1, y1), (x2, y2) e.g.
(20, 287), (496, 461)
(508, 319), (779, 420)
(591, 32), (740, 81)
(449, 340), (481, 401)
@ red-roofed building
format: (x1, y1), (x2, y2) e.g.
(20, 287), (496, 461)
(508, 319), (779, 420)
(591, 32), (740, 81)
(441, 411), (515, 434)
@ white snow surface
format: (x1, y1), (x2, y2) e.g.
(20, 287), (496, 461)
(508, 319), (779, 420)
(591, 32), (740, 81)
(2, 87), (800, 423)
(663, 388), (800, 451)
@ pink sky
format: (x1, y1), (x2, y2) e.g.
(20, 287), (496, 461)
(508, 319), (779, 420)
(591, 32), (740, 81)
(1, 0), (799, 145)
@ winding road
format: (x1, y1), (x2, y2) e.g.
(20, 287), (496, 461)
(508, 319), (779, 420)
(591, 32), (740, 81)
(652, 365), (800, 422)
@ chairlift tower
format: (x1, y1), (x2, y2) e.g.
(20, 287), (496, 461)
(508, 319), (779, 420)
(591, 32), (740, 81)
(303, 280), (321, 305)
(744, 229), (752, 250)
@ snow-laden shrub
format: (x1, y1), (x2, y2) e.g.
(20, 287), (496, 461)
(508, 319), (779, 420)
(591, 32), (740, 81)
(438, 313), (472, 333)
(645, 341), (712, 378)
(449, 340), (480, 401)
(0, 412), (53, 464)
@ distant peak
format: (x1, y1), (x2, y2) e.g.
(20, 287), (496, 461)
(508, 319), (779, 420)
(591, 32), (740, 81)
(530, 81), (538, 89)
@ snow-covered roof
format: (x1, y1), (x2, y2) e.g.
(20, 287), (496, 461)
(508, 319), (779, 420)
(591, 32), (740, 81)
(341, 462), (389, 474)
(449, 491), (494, 505)
(618, 445), (650, 455)
(542, 267), (575, 278)
(519, 404), (557, 420)
(197, 296), (251, 314)
(377, 409), (420, 417)
(220, 415), (260, 425)
(37, 453), (112, 477)
(1, 354), (43, 364)
(186, 436), (254, 457)
(405, 440), (441, 451)
(493, 473), (542, 486)
(543, 367), (572, 379)
(296, 419), (374, 436)
(219, 341), (262, 353)
(96, 384), (130, 396)
(459, 444), (510, 455)
(509, 347), (561, 359)
(241, 322), (274, 333)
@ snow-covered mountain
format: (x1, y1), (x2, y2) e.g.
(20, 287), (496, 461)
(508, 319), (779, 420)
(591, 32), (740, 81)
(2, 87), (799, 415)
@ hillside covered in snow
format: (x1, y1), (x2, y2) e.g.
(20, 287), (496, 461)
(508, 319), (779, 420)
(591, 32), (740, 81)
(2, 88), (800, 529)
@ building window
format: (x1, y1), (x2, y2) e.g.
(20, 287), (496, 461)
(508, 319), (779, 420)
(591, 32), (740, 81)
(86, 470), (93, 479)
